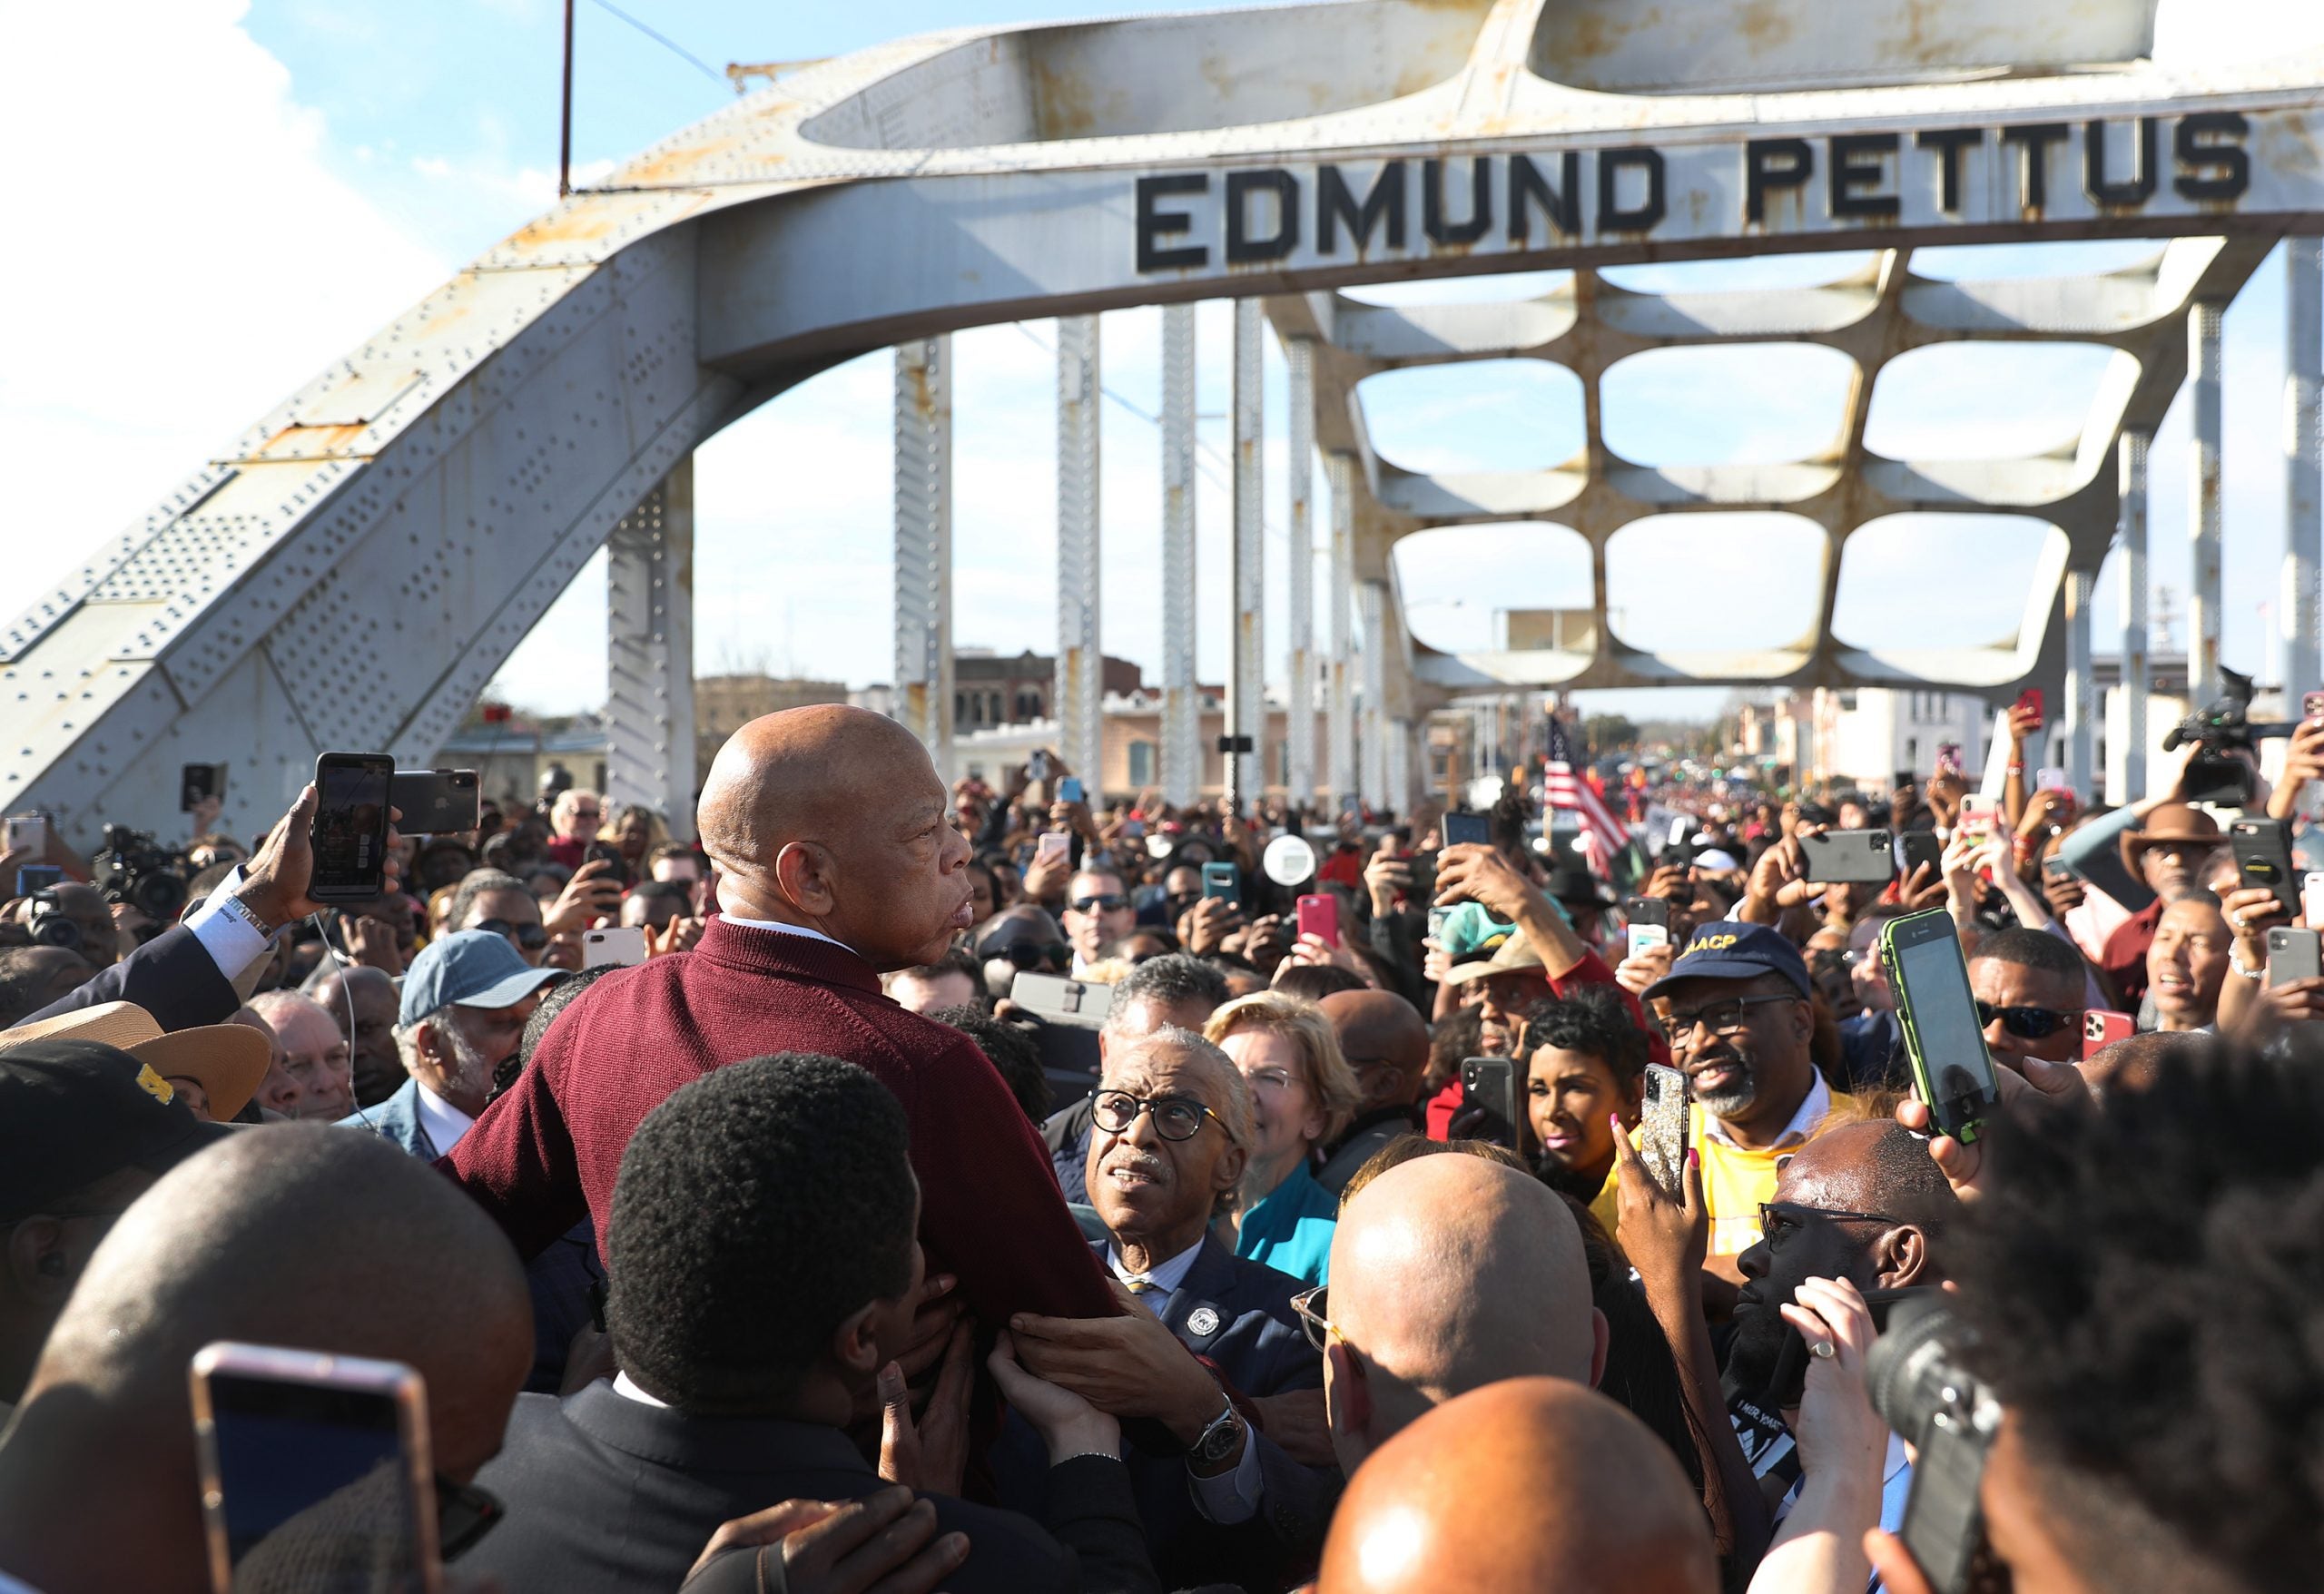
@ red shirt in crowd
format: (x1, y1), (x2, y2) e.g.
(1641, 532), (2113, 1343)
(441, 916), (1115, 1326)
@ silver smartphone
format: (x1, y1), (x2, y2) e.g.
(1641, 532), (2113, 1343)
(2268, 926), (2322, 987)
(1797, 828), (1896, 885)
(1637, 1062), (1690, 1196)
(191, 1341), (442, 1594)
(582, 926), (647, 969)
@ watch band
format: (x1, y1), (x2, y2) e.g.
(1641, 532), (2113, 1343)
(1191, 1392), (1240, 1464)
(220, 891), (278, 940)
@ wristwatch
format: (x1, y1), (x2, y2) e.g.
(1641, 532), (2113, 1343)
(1190, 1392), (1242, 1466)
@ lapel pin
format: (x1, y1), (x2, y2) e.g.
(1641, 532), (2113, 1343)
(1186, 1305), (1221, 1337)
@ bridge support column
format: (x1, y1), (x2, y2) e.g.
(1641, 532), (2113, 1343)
(2190, 300), (2225, 704)
(1325, 452), (1358, 810)
(1160, 305), (1200, 806)
(2063, 567), (2095, 798)
(894, 337), (953, 775)
(1285, 335), (1316, 806)
(1056, 314), (1103, 801)
(1227, 299), (1265, 810)
(2286, 240), (2322, 699)
(1358, 580), (1388, 811)
(2121, 429), (2152, 802)
(606, 459), (697, 838)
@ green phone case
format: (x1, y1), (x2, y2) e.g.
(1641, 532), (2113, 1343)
(1877, 907), (1988, 1145)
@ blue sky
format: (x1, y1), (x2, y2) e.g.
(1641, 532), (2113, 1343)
(6, 0), (2321, 727)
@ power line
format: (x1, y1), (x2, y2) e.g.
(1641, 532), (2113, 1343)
(582, 0), (728, 87)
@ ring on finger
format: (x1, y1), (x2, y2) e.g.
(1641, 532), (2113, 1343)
(1809, 1339), (1837, 1360)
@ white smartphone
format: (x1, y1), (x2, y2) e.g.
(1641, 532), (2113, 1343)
(582, 926), (648, 969)
(3, 813), (48, 855)
(191, 1341), (444, 1594)
(1035, 831), (1071, 867)
(1626, 921), (1671, 960)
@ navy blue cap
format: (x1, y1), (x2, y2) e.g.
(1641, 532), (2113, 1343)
(1643, 920), (1811, 1001)
(398, 930), (564, 1028)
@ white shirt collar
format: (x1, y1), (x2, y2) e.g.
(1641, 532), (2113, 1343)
(411, 1078), (476, 1156)
(717, 912), (856, 957)
(1107, 1235), (1206, 1313)
(610, 1371), (668, 1408)
(1702, 1069), (1831, 1152)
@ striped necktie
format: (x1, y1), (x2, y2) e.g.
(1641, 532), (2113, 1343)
(1122, 1277), (1160, 1294)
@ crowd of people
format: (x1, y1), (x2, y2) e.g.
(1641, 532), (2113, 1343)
(1, 694), (2321, 1594)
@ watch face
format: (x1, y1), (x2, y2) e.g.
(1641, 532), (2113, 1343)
(1199, 1411), (1239, 1461)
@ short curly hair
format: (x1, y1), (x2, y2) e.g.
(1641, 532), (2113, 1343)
(1948, 1039), (2324, 1590)
(1517, 984), (1649, 1093)
(606, 1055), (916, 1413)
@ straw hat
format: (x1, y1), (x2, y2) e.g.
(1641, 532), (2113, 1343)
(0, 1001), (271, 1121)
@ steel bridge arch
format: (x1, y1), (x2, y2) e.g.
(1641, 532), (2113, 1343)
(7, 0), (2324, 838)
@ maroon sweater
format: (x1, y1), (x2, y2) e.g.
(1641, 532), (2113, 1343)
(442, 917), (1114, 1326)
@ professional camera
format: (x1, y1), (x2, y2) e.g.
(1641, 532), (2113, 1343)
(90, 824), (191, 920)
(25, 890), (83, 952)
(1866, 1295), (2004, 1594)
(2161, 665), (2295, 807)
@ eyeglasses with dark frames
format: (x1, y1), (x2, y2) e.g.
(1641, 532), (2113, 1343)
(477, 918), (549, 950)
(1091, 1089), (1229, 1143)
(1662, 993), (1799, 1043)
(1757, 1201), (1906, 1247)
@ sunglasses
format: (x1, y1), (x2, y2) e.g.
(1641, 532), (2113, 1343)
(1069, 894), (1129, 913)
(1758, 1202), (1906, 1247)
(477, 919), (550, 950)
(1974, 999), (2082, 1039)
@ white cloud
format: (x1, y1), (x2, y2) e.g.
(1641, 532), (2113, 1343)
(0, 0), (448, 607)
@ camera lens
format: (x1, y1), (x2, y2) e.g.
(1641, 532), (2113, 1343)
(133, 869), (188, 920)
(1866, 1294), (1964, 1441)
(29, 913), (81, 951)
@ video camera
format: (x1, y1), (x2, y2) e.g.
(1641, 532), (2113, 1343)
(2160, 666), (2296, 807)
(90, 824), (192, 920)
(1867, 1295), (2002, 1594)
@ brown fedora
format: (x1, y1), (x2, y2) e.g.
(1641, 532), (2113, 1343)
(0, 1001), (271, 1122)
(2120, 803), (2224, 876)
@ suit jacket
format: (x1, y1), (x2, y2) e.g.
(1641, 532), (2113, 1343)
(682, 1454), (1160, 1594)
(1315, 1106), (1422, 1196)
(1002, 1235), (1337, 1590)
(441, 917), (1113, 1326)
(467, 1381), (1079, 1594)
(21, 922), (236, 1033)
(338, 1079), (602, 1395)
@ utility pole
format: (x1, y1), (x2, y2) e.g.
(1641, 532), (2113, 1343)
(558, 0), (576, 198)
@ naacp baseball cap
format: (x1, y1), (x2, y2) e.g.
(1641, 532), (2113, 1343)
(0, 1038), (230, 1219)
(1644, 920), (1812, 1002)
(398, 929), (565, 1028)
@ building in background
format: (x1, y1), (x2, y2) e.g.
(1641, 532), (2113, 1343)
(694, 674), (849, 772)
(951, 649), (1145, 730)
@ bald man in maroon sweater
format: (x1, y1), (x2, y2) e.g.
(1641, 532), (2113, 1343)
(443, 705), (1113, 1327)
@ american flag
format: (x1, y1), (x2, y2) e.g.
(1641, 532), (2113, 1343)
(1544, 716), (1630, 879)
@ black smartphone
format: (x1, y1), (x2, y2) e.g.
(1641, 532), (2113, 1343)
(1443, 812), (1491, 848)
(1879, 908), (2001, 1143)
(180, 763), (225, 814)
(1457, 1057), (1520, 1150)
(310, 753), (394, 904)
(1894, 830), (1942, 881)
(389, 769), (480, 837)
(1622, 896), (1670, 930)
(1798, 828), (1896, 885)
(1201, 861), (1241, 905)
(2230, 818), (2299, 919)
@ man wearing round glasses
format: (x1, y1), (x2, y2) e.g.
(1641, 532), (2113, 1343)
(1061, 865), (1137, 975)
(1010, 1028), (1334, 1590)
(1598, 922), (1859, 1282)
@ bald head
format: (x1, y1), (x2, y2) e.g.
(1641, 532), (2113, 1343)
(0, 1126), (531, 1594)
(1324, 1153), (1602, 1470)
(1321, 989), (1431, 1112)
(697, 705), (974, 969)
(1319, 1379), (1715, 1594)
